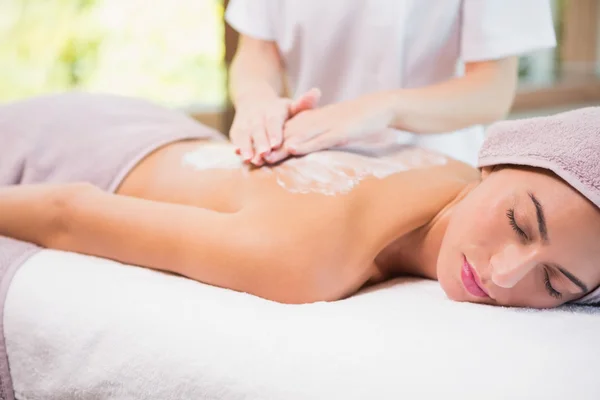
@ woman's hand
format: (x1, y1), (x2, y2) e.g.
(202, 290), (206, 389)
(263, 93), (394, 163)
(230, 88), (321, 166)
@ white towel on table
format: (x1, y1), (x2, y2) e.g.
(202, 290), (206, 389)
(5, 249), (600, 400)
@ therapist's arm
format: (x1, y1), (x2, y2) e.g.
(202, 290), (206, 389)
(279, 56), (518, 158)
(229, 34), (284, 109)
(386, 56), (518, 133)
(229, 34), (320, 164)
(0, 183), (323, 304)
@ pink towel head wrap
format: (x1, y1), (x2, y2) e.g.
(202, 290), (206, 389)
(477, 107), (600, 306)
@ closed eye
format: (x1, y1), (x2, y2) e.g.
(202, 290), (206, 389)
(506, 208), (528, 241)
(544, 267), (562, 299)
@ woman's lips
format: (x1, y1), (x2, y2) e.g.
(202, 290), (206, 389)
(461, 256), (489, 298)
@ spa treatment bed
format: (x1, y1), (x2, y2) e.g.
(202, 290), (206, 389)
(5, 249), (599, 400)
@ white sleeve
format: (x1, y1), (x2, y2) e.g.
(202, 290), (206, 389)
(461, 0), (557, 62)
(224, 0), (276, 41)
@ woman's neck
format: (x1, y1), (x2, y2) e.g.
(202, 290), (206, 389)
(375, 182), (476, 280)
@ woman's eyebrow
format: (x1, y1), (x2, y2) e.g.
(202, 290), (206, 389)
(556, 266), (589, 294)
(528, 193), (548, 242)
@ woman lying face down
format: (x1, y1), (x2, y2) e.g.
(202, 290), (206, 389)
(439, 107), (600, 308)
(437, 165), (600, 308)
(0, 94), (598, 309)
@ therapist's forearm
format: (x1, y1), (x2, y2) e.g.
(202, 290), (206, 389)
(385, 57), (518, 133)
(229, 39), (285, 109)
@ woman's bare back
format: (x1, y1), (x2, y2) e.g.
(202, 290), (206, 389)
(117, 139), (479, 294)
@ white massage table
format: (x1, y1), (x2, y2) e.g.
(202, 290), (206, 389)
(5, 250), (600, 400)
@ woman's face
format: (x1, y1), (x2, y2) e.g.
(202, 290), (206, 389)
(437, 166), (600, 308)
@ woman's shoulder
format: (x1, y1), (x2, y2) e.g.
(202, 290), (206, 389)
(347, 145), (479, 199)
(343, 147), (480, 250)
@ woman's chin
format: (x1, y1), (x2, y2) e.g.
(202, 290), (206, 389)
(436, 264), (464, 301)
(442, 282), (465, 302)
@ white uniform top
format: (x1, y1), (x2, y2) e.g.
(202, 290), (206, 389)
(225, 0), (556, 165)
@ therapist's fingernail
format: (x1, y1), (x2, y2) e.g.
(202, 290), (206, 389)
(270, 139), (281, 149)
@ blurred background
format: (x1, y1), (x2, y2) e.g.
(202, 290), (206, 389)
(1, 0), (599, 132)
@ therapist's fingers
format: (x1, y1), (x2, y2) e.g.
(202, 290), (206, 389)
(264, 90), (321, 155)
(230, 119), (254, 161)
(263, 146), (291, 164)
(273, 89), (321, 151)
(264, 108), (287, 151)
(283, 112), (327, 146)
(285, 130), (343, 156)
(289, 88), (321, 116)
(249, 120), (271, 166)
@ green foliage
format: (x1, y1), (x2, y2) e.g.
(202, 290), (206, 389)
(0, 0), (226, 107)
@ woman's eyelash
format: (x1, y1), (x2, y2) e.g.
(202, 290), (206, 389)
(544, 269), (562, 299)
(506, 208), (528, 240)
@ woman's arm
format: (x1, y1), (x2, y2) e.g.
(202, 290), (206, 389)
(0, 183), (324, 303)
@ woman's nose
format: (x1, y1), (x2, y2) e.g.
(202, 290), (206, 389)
(490, 244), (540, 288)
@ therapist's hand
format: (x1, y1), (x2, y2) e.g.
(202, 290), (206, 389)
(230, 88), (321, 166)
(267, 94), (394, 161)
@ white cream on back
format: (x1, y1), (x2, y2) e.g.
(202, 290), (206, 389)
(182, 142), (448, 196)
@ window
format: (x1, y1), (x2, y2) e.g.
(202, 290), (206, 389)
(0, 0), (226, 110)
(518, 0), (600, 87)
